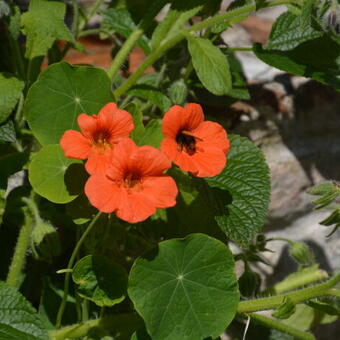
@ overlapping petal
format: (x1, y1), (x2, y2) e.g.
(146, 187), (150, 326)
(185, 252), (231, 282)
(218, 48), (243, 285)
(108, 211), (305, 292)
(60, 130), (91, 159)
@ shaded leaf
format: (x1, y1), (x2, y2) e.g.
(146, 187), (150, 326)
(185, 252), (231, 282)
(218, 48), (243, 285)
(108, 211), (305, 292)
(0, 120), (16, 143)
(134, 119), (163, 148)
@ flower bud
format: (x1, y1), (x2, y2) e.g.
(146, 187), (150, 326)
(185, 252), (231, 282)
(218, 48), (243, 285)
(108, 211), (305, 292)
(290, 241), (314, 267)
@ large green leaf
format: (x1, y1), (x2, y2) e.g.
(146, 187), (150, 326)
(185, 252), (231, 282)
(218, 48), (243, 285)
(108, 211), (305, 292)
(134, 119), (163, 148)
(204, 134), (270, 248)
(21, 0), (73, 59)
(128, 233), (239, 340)
(25, 62), (115, 145)
(28, 144), (86, 204)
(0, 73), (24, 124)
(187, 36), (232, 96)
(72, 255), (127, 307)
(267, 11), (323, 51)
(101, 8), (150, 54)
(0, 281), (49, 340)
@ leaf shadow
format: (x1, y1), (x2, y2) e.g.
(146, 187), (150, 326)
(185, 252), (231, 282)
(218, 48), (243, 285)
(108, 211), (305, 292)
(64, 163), (88, 196)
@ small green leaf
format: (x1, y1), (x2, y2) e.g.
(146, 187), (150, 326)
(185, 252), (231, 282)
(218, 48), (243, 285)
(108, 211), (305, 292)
(0, 120), (16, 143)
(128, 233), (239, 340)
(135, 119), (163, 148)
(28, 144), (86, 204)
(151, 6), (201, 50)
(267, 11), (323, 51)
(204, 134), (270, 248)
(308, 182), (338, 196)
(124, 102), (145, 143)
(0, 281), (49, 340)
(0, 73), (24, 124)
(72, 255), (127, 307)
(101, 8), (150, 54)
(128, 85), (172, 111)
(25, 61), (115, 145)
(167, 79), (188, 105)
(21, 0), (73, 59)
(187, 36), (232, 95)
(272, 297), (296, 319)
(289, 241), (314, 267)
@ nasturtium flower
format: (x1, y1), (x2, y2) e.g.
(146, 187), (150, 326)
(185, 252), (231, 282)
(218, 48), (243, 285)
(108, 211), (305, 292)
(60, 102), (134, 175)
(85, 139), (178, 223)
(160, 103), (230, 177)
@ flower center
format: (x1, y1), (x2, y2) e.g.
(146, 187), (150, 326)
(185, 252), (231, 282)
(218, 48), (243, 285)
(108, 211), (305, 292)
(176, 131), (197, 155)
(123, 172), (142, 191)
(92, 130), (112, 151)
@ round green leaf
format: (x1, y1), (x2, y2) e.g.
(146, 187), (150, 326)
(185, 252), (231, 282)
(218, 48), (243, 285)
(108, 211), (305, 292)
(25, 61), (114, 145)
(28, 144), (86, 204)
(72, 255), (128, 307)
(128, 233), (239, 340)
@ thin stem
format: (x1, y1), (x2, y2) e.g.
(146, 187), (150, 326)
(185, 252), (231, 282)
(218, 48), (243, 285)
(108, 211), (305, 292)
(22, 197), (41, 224)
(78, 28), (101, 37)
(113, 2), (256, 98)
(266, 0), (302, 8)
(225, 47), (253, 52)
(14, 94), (25, 127)
(238, 273), (340, 313)
(79, 0), (103, 31)
(55, 211), (102, 328)
(72, 0), (80, 37)
(6, 208), (33, 287)
(248, 313), (316, 340)
(107, 28), (144, 80)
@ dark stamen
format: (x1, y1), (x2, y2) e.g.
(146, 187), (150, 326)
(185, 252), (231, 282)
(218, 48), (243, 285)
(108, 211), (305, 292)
(176, 132), (196, 155)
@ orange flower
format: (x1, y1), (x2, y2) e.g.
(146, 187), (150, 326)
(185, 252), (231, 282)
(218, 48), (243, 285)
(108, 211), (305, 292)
(60, 103), (134, 175)
(160, 103), (229, 177)
(85, 139), (178, 223)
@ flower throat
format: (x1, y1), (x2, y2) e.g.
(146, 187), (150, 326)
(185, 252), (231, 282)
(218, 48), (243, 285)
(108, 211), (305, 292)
(176, 131), (196, 155)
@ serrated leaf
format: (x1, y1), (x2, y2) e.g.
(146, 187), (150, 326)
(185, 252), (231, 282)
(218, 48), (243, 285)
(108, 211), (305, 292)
(134, 119), (163, 148)
(101, 8), (150, 54)
(308, 182), (338, 196)
(0, 281), (49, 340)
(204, 134), (270, 248)
(0, 120), (16, 143)
(25, 61), (115, 145)
(151, 6), (201, 50)
(128, 233), (239, 340)
(267, 11), (323, 51)
(188, 36), (232, 95)
(128, 85), (172, 111)
(0, 73), (24, 124)
(72, 255), (127, 307)
(28, 144), (86, 204)
(21, 0), (73, 59)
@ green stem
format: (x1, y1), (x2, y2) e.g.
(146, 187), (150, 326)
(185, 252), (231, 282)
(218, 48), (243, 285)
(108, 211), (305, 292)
(55, 211), (102, 328)
(6, 208), (33, 288)
(14, 93), (25, 127)
(238, 273), (340, 313)
(79, 0), (103, 31)
(78, 28), (101, 37)
(225, 47), (253, 52)
(113, 2), (256, 98)
(266, 0), (302, 8)
(248, 313), (316, 340)
(107, 28), (144, 80)
(72, 0), (80, 37)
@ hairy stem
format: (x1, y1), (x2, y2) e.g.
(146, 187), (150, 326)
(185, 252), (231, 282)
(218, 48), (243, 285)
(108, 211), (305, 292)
(6, 208), (32, 288)
(55, 211), (102, 328)
(238, 273), (340, 313)
(248, 312), (316, 340)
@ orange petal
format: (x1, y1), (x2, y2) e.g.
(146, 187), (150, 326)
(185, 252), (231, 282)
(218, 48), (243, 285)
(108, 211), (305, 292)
(85, 175), (122, 213)
(162, 105), (185, 138)
(85, 149), (112, 175)
(191, 147), (226, 177)
(183, 103), (204, 130)
(116, 191), (156, 223)
(142, 176), (178, 208)
(193, 121), (229, 153)
(78, 114), (97, 138)
(132, 145), (171, 176)
(98, 103), (134, 140)
(60, 130), (91, 159)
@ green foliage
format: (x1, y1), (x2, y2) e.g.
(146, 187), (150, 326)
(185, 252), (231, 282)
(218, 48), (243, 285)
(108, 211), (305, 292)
(72, 255), (127, 307)
(289, 241), (314, 267)
(0, 120), (16, 143)
(25, 62), (115, 145)
(187, 36), (232, 96)
(128, 233), (239, 340)
(28, 144), (86, 204)
(204, 135), (270, 248)
(134, 119), (163, 148)
(0, 281), (49, 340)
(101, 8), (150, 54)
(21, 0), (73, 59)
(125, 102), (146, 142)
(0, 73), (24, 124)
(167, 79), (188, 105)
(272, 297), (296, 319)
